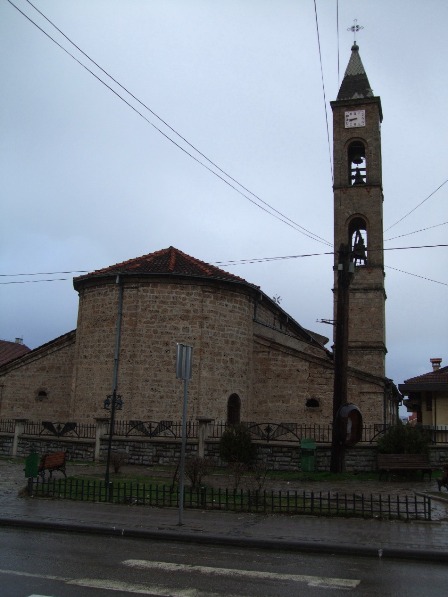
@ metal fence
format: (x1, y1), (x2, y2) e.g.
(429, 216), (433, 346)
(0, 419), (15, 434)
(422, 425), (448, 445)
(4, 419), (447, 445)
(113, 420), (198, 439)
(27, 477), (431, 521)
(22, 421), (96, 439)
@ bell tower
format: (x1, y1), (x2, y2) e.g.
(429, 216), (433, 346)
(330, 43), (386, 381)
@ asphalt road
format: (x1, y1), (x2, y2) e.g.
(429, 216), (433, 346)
(0, 527), (447, 597)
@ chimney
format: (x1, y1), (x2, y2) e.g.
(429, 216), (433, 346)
(15, 337), (23, 345)
(430, 358), (442, 371)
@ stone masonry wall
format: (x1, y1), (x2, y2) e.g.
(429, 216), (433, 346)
(72, 278), (254, 423)
(251, 338), (334, 423)
(0, 336), (75, 420)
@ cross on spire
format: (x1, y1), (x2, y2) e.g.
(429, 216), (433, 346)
(347, 19), (364, 44)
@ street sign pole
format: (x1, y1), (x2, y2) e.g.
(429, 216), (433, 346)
(176, 343), (193, 526)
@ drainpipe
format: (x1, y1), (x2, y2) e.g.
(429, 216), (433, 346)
(105, 275), (124, 493)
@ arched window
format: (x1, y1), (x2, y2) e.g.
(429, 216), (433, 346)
(227, 394), (241, 425)
(348, 141), (366, 185)
(349, 217), (368, 265)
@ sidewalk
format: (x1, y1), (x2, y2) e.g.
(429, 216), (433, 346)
(1, 458), (448, 562)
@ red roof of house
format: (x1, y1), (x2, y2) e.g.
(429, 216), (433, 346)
(399, 364), (448, 393)
(0, 340), (31, 366)
(404, 366), (448, 385)
(74, 246), (251, 288)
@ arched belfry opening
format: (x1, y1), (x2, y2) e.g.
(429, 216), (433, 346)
(349, 217), (368, 265)
(348, 141), (366, 185)
(227, 393), (241, 425)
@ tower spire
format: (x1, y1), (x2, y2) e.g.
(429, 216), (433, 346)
(337, 43), (373, 101)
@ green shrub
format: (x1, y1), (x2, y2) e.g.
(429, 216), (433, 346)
(219, 424), (256, 466)
(377, 422), (430, 454)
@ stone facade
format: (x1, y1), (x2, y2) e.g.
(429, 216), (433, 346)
(0, 332), (75, 421)
(0, 245), (395, 427)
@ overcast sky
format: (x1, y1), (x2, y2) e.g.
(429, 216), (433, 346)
(1, 0), (447, 395)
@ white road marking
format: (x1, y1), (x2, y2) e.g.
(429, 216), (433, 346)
(0, 568), (242, 596)
(124, 559), (361, 589)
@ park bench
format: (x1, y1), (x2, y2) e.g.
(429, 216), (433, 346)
(377, 453), (432, 480)
(38, 451), (67, 479)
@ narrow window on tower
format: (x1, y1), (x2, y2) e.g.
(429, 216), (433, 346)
(348, 141), (366, 185)
(349, 217), (368, 265)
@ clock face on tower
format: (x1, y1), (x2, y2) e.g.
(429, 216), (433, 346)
(345, 110), (365, 128)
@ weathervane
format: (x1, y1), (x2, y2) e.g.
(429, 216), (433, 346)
(347, 19), (364, 44)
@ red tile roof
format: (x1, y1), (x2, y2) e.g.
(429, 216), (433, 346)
(404, 366), (448, 386)
(74, 246), (251, 287)
(0, 340), (31, 366)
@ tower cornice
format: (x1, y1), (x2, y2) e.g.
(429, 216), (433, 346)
(330, 96), (383, 122)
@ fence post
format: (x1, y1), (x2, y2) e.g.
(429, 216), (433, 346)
(95, 418), (110, 461)
(196, 417), (214, 459)
(13, 418), (27, 457)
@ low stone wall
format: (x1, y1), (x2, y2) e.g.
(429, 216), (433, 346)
(0, 435), (13, 456)
(17, 437), (94, 461)
(3, 429), (447, 473)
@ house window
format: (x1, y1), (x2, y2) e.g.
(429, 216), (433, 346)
(36, 389), (48, 402)
(227, 394), (241, 425)
(425, 395), (433, 412)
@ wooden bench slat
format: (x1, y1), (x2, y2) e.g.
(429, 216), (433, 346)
(38, 451), (67, 479)
(377, 454), (432, 480)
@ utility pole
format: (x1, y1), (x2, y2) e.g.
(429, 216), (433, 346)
(330, 243), (354, 473)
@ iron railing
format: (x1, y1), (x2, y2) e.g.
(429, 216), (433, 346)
(22, 421), (96, 439)
(4, 419), (448, 445)
(27, 477), (432, 521)
(0, 419), (15, 434)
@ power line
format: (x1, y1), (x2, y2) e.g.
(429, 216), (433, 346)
(385, 178), (448, 232)
(313, 0), (333, 181)
(216, 243), (447, 266)
(1, 244), (446, 285)
(385, 266), (447, 287)
(0, 278), (70, 285)
(385, 221), (448, 242)
(7, 0), (330, 247)
(0, 270), (88, 277)
(215, 251), (333, 266)
(1, 243), (446, 280)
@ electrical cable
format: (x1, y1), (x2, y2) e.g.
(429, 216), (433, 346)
(1, 243), (446, 279)
(1, 244), (446, 285)
(313, 0), (333, 181)
(0, 271), (88, 277)
(385, 178), (448, 232)
(385, 221), (448, 242)
(7, 0), (331, 247)
(385, 266), (447, 287)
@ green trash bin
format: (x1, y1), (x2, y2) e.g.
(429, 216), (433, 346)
(300, 438), (316, 472)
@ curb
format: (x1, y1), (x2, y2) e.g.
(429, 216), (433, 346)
(1, 516), (448, 563)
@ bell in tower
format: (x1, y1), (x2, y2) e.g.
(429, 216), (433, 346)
(348, 141), (366, 185)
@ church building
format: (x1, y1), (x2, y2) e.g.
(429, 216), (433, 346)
(0, 44), (399, 428)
